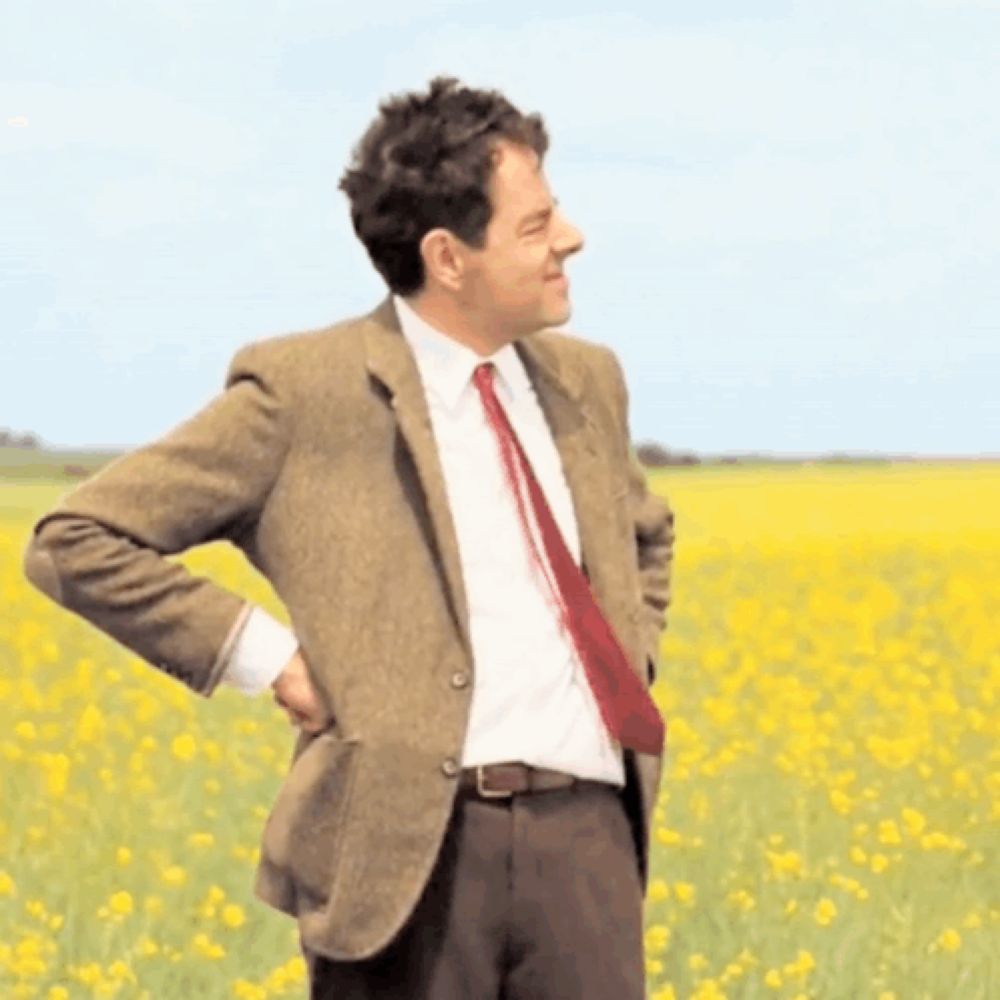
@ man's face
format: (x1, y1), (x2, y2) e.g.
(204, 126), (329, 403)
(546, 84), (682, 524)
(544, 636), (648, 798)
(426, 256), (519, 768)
(462, 141), (584, 339)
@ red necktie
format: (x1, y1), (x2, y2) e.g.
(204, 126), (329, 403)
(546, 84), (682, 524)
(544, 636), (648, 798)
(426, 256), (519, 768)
(472, 362), (665, 756)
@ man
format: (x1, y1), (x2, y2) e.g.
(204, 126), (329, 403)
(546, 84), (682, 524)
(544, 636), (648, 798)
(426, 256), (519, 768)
(22, 75), (674, 998)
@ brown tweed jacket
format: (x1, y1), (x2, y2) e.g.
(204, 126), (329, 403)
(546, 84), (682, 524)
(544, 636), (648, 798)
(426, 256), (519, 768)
(22, 293), (674, 961)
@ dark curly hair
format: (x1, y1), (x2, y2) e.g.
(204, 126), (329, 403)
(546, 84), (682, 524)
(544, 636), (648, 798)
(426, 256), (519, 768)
(337, 75), (550, 296)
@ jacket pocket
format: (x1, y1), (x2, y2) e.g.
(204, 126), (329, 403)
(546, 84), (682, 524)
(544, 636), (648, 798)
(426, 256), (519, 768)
(260, 730), (361, 905)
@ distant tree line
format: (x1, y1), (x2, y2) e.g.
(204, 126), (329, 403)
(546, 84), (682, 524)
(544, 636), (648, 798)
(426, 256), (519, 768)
(0, 428), (42, 448)
(635, 442), (701, 466)
(4, 427), (986, 469)
(633, 441), (925, 466)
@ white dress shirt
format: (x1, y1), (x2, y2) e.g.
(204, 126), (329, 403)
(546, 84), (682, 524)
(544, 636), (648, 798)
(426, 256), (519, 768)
(220, 294), (625, 787)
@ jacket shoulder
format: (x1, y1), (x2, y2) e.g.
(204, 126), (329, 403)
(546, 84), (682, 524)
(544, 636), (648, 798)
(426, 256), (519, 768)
(224, 312), (369, 391)
(534, 326), (621, 380)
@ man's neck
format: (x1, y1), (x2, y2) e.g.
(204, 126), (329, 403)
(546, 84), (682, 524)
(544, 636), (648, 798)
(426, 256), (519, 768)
(401, 292), (511, 358)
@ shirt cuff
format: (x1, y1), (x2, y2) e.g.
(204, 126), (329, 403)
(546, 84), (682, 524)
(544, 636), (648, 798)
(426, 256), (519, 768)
(219, 605), (299, 696)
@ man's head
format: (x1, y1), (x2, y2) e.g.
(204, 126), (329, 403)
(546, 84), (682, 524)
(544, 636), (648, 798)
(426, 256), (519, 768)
(338, 75), (584, 355)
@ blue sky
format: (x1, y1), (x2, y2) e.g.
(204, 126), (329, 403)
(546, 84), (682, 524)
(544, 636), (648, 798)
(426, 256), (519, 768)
(4, 0), (998, 455)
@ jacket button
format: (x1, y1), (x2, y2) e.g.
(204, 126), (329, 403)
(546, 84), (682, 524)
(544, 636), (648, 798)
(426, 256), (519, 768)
(441, 757), (460, 777)
(450, 671), (469, 689)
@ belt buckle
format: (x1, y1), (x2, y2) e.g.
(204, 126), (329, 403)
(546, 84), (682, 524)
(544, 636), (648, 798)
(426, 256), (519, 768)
(476, 765), (514, 799)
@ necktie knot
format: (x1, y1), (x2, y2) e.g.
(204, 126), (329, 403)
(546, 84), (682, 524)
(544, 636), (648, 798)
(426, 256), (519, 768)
(473, 362), (495, 394)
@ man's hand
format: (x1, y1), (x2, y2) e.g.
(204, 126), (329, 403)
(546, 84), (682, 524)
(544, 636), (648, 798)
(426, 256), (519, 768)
(272, 647), (329, 734)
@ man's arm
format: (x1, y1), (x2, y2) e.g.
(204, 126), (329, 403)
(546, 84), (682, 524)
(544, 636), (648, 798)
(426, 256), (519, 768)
(21, 340), (292, 698)
(601, 347), (676, 685)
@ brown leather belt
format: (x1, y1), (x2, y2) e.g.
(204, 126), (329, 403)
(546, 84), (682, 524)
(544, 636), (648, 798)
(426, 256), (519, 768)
(457, 762), (605, 800)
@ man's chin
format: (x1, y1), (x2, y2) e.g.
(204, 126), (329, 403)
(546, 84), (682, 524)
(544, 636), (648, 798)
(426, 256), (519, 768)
(543, 301), (572, 329)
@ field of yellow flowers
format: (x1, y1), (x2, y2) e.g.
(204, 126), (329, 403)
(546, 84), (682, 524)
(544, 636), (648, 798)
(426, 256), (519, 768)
(2, 461), (998, 999)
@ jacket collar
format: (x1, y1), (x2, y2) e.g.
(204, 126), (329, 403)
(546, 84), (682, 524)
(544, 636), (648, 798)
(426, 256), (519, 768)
(362, 292), (588, 409)
(360, 292), (620, 670)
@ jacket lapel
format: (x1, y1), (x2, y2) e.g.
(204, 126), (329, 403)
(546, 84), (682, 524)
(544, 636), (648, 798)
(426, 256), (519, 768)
(361, 294), (619, 666)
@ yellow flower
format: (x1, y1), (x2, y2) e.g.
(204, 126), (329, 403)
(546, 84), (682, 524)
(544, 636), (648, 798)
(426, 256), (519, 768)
(764, 968), (783, 988)
(161, 865), (186, 887)
(766, 849), (803, 878)
(647, 878), (670, 902)
(877, 819), (902, 845)
(231, 982), (268, 1000)
(221, 904), (246, 929)
(934, 928), (962, 952)
(44, 754), (70, 798)
(107, 960), (136, 983)
(0, 871), (18, 896)
(76, 703), (105, 743)
(689, 952), (709, 972)
(727, 888), (756, 912)
(136, 936), (159, 957)
(116, 847), (132, 866)
(719, 961), (744, 983)
(814, 897), (837, 926)
(673, 882), (696, 904)
(901, 807), (926, 835)
(792, 949), (815, 975)
(281, 955), (307, 984)
(689, 978), (725, 1000)
(108, 891), (133, 916)
(644, 924), (671, 954)
(870, 852), (889, 873)
(171, 732), (198, 762)
(191, 932), (226, 960)
(74, 961), (102, 985)
(14, 720), (37, 741)
(829, 788), (852, 814)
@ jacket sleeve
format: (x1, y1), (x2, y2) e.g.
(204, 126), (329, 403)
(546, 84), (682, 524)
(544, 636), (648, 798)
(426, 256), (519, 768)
(21, 340), (292, 698)
(600, 346), (676, 686)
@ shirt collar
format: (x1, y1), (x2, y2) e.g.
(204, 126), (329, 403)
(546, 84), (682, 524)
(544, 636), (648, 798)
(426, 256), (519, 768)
(391, 293), (531, 412)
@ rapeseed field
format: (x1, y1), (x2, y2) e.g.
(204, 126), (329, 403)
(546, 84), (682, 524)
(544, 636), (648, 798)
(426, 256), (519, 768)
(2, 462), (997, 998)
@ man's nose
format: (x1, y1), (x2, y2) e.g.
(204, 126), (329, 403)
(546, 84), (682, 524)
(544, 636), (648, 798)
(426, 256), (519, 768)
(558, 217), (585, 255)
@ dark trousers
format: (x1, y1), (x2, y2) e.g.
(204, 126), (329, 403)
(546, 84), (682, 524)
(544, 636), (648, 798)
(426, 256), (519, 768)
(300, 778), (647, 999)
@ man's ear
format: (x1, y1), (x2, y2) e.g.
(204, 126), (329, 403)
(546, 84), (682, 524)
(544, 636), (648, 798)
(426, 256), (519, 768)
(419, 228), (465, 293)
